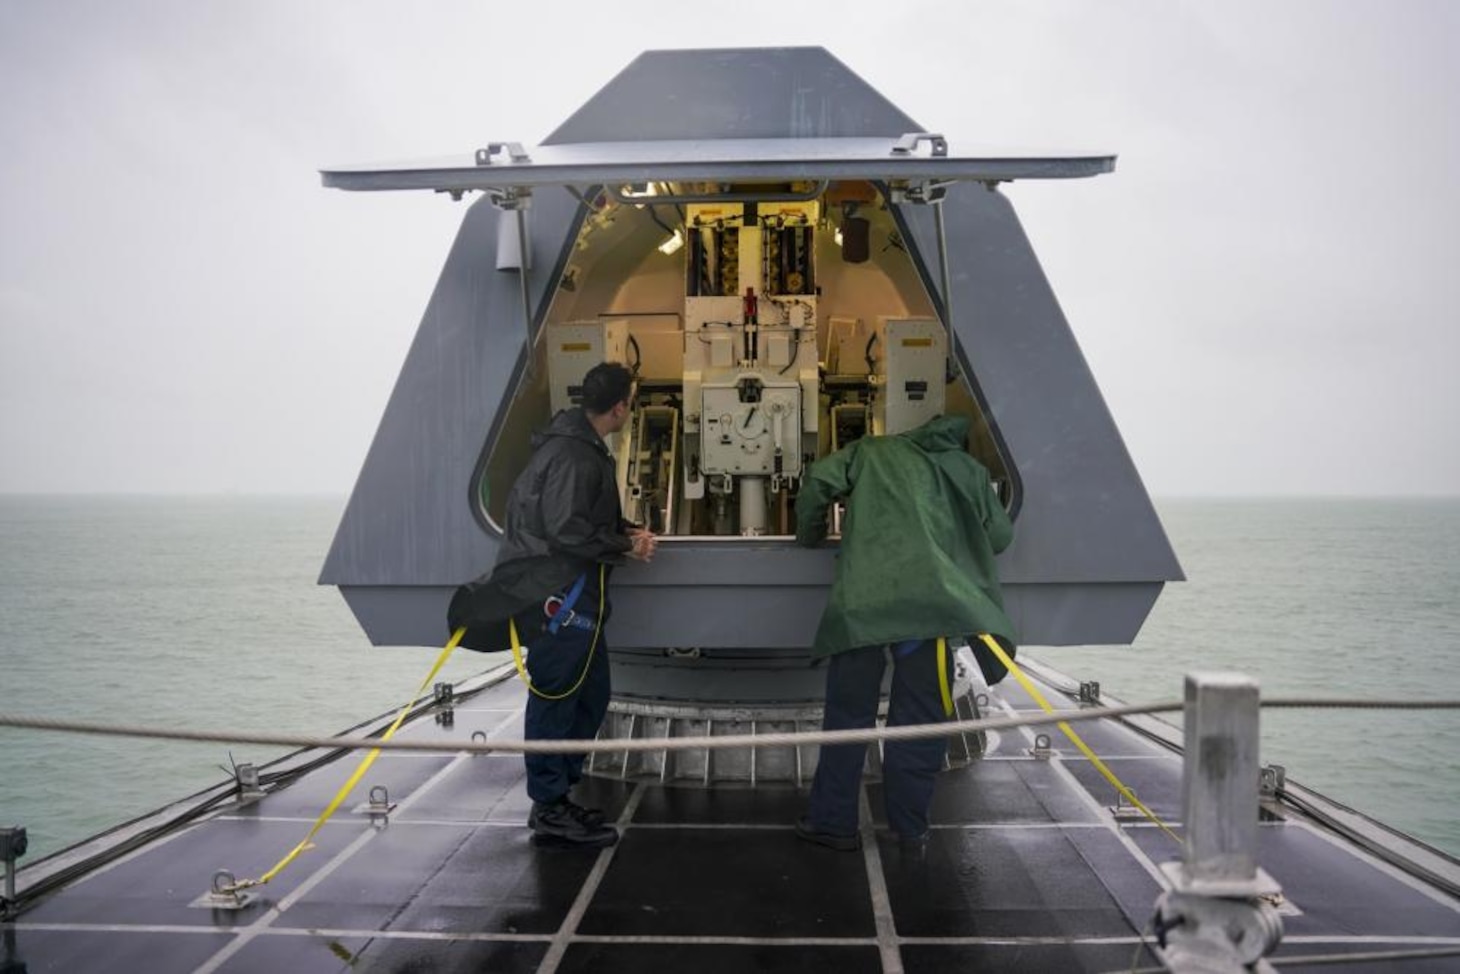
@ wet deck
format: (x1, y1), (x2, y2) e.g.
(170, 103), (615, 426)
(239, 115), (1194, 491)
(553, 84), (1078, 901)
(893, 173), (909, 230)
(6, 662), (1460, 973)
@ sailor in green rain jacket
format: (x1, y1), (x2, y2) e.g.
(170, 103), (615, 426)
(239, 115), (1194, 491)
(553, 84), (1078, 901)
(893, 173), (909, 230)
(793, 413), (1016, 853)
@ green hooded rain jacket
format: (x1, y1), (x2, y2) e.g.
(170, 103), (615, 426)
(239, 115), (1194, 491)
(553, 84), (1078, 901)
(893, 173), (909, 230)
(795, 414), (1017, 681)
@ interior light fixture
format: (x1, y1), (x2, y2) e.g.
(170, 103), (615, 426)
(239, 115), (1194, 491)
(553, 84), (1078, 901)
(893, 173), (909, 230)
(626, 182), (659, 208)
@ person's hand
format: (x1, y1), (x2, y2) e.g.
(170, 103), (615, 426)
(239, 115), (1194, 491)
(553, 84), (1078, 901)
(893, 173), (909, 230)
(626, 528), (658, 562)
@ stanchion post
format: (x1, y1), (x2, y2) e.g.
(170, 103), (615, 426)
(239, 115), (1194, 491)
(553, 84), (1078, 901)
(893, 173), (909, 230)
(1155, 673), (1284, 972)
(0, 826), (26, 918)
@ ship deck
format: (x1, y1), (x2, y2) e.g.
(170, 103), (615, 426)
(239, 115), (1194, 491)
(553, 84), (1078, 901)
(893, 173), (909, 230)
(6, 660), (1460, 973)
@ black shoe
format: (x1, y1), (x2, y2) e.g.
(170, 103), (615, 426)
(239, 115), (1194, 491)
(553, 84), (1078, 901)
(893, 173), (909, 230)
(794, 817), (861, 852)
(529, 799), (618, 848)
(894, 831), (929, 864)
(564, 799), (607, 828)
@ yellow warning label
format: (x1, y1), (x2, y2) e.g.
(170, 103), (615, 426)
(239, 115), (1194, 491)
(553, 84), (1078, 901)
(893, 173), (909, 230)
(900, 338), (934, 347)
(561, 342), (592, 352)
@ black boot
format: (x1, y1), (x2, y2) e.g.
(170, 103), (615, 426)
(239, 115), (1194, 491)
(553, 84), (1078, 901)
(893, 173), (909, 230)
(563, 798), (607, 828)
(895, 831), (929, 864)
(794, 817), (861, 852)
(529, 798), (618, 848)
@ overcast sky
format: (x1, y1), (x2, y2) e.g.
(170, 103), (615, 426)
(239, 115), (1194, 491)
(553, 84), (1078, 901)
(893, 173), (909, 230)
(2, 0), (1456, 497)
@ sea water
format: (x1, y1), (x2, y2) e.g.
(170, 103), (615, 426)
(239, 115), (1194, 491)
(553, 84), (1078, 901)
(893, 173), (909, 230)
(1, 495), (1457, 861)
(1034, 497), (1460, 857)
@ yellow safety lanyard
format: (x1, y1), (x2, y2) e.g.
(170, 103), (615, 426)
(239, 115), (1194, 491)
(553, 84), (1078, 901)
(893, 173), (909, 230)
(510, 563), (606, 701)
(227, 564), (607, 891)
(976, 633), (1181, 843)
(227, 625), (467, 891)
(228, 576), (1168, 893)
(936, 637), (954, 717)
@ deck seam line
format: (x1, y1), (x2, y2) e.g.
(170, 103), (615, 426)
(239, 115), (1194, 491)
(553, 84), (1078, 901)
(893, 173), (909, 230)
(1288, 819), (1460, 915)
(189, 827), (377, 973)
(535, 782), (647, 974)
(995, 696), (1172, 890)
(18, 672), (525, 895)
(621, 821), (794, 829)
(561, 934), (881, 946)
(1009, 690), (1460, 922)
(980, 754), (1179, 762)
(377, 751), (518, 759)
(860, 787), (904, 974)
(43, 814), (209, 889)
(1000, 698), (1176, 751)
(896, 934), (1152, 945)
(287, 751), (479, 912)
(926, 822), (1107, 830)
(189, 713), (516, 974)
(13, 922), (1460, 948)
(215, 815), (526, 827)
(216, 816), (1123, 832)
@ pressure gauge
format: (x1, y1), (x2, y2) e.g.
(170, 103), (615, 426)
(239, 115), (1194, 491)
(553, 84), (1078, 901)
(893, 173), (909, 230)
(735, 404), (767, 440)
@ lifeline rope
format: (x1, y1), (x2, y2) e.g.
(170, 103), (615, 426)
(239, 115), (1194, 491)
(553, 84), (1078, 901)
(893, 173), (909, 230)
(3, 698), (1458, 755)
(5, 660), (1459, 896)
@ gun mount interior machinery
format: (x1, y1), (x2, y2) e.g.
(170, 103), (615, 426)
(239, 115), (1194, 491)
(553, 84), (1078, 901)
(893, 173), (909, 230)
(494, 184), (1002, 542)
(317, 49), (1182, 777)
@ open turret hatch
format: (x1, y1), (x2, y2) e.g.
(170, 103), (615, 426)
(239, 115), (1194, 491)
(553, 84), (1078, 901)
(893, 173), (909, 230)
(324, 135), (1114, 539)
(466, 177), (1027, 539)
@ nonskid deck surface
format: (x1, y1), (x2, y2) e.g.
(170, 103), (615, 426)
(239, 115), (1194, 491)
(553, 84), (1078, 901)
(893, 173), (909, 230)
(6, 669), (1460, 973)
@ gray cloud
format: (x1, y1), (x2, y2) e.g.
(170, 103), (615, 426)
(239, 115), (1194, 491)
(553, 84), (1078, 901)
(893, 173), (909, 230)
(2, 0), (1456, 496)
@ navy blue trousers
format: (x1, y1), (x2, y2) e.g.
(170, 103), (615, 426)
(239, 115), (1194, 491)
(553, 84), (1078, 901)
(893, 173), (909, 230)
(521, 618), (611, 805)
(807, 639), (951, 838)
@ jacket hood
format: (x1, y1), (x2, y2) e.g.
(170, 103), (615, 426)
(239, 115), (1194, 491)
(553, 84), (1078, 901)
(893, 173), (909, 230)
(899, 414), (970, 453)
(533, 407), (609, 453)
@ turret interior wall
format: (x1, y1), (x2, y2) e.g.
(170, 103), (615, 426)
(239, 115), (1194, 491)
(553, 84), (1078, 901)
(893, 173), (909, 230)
(479, 183), (1015, 535)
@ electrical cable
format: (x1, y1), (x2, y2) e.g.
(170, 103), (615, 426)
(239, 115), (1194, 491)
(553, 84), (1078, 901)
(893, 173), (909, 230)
(778, 306), (802, 375)
(564, 186), (601, 211)
(645, 203), (677, 240)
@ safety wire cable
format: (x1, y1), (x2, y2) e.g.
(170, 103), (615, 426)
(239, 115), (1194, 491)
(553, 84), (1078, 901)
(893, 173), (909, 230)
(6, 783), (239, 910)
(220, 626), (467, 893)
(978, 634), (1183, 844)
(7, 699), (1460, 756)
(6, 633), (1459, 906)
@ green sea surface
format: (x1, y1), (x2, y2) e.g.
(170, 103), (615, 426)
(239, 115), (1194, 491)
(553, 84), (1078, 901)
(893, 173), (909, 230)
(1, 495), (1457, 861)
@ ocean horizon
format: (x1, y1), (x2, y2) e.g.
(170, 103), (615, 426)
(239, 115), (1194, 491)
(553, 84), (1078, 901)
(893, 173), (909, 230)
(2, 494), (1457, 862)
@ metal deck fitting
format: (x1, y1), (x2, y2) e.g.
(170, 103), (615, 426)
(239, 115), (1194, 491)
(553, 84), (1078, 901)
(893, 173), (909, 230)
(5, 663), (1459, 974)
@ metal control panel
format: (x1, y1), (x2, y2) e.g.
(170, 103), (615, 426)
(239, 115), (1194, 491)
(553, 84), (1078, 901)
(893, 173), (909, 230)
(699, 378), (802, 481)
(873, 317), (946, 435)
(546, 319), (629, 413)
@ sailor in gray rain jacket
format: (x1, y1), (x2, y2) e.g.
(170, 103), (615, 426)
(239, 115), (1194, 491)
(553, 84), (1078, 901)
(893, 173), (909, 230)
(449, 363), (655, 848)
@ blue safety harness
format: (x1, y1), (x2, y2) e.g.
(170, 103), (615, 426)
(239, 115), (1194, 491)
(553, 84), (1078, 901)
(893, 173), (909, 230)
(544, 573), (596, 634)
(892, 638), (924, 657)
